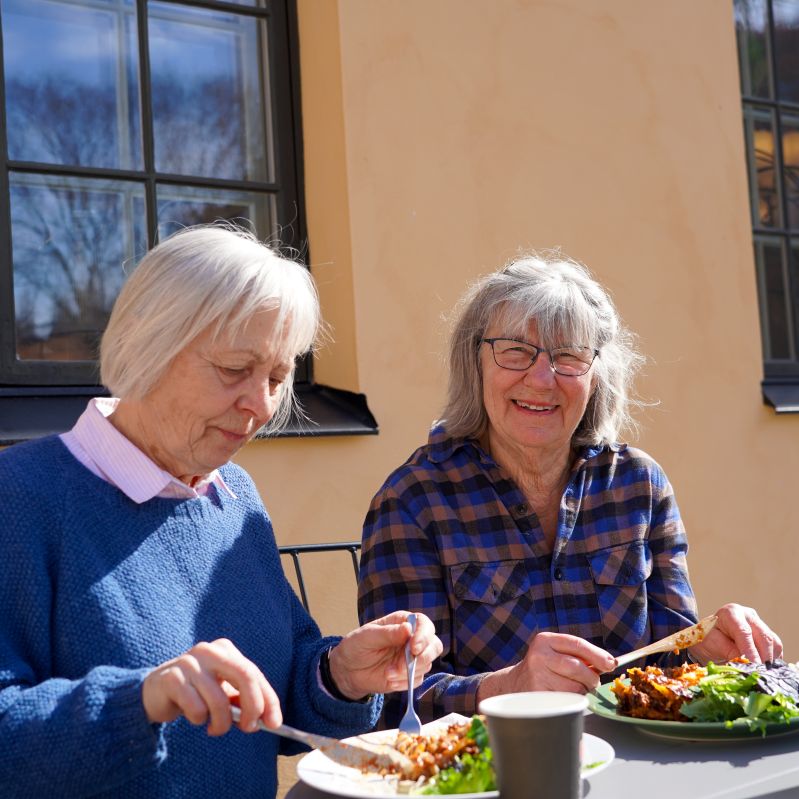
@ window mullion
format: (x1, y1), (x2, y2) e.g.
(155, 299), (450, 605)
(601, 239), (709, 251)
(155, 0), (270, 19)
(0, 13), (16, 379)
(136, 0), (159, 248)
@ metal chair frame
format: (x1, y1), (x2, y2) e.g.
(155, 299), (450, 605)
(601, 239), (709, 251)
(278, 541), (361, 612)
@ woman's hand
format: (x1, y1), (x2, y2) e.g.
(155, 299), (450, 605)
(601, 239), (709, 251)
(142, 638), (281, 735)
(478, 632), (616, 702)
(327, 611), (443, 700)
(689, 603), (783, 665)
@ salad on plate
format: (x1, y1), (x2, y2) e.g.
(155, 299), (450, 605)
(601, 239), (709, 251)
(611, 658), (799, 734)
(389, 715), (494, 795)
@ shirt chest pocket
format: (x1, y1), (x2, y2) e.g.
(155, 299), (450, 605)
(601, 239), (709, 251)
(448, 559), (531, 605)
(587, 540), (652, 587)
(586, 540), (652, 651)
(447, 559), (535, 670)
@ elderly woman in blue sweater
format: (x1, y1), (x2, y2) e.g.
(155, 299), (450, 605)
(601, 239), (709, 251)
(0, 225), (442, 799)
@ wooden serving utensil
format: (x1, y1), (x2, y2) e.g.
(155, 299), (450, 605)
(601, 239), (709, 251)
(610, 614), (719, 672)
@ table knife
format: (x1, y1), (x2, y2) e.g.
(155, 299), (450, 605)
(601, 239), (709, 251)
(229, 704), (413, 775)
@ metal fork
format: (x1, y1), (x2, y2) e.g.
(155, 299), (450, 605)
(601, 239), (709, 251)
(398, 612), (422, 735)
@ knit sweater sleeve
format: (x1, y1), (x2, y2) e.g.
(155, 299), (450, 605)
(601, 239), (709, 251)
(280, 587), (383, 753)
(228, 475), (383, 750)
(0, 443), (166, 796)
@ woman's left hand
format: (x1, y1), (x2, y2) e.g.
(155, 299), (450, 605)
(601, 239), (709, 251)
(689, 603), (783, 664)
(326, 611), (443, 700)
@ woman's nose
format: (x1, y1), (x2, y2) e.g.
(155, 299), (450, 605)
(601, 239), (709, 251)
(522, 353), (556, 384)
(237, 378), (277, 422)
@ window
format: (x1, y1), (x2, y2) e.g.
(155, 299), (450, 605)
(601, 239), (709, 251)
(735, 0), (799, 411)
(0, 0), (378, 441)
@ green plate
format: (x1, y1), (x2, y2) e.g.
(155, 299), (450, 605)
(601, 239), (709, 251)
(588, 682), (799, 741)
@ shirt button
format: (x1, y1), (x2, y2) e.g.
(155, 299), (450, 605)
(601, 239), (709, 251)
(554, 568), (564, 581)
(516, 504), (528, 515)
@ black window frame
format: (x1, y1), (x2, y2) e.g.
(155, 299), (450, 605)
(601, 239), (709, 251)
(0, 0), (377, 443)
(736, 0), (799, 412)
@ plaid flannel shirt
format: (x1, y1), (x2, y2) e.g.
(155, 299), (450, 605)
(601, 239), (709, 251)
(358, 426), (698, 727)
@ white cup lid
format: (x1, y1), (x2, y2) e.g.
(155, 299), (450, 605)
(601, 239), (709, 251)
(479, 691), (588, 718)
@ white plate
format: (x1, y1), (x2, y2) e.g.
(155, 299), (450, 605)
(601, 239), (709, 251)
(296, 713), (615, 797)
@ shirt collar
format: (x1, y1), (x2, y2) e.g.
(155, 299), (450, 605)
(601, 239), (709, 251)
(426, 422), (622, 467)
(426, 424), (491, 465)
(71, 398), (237, 504)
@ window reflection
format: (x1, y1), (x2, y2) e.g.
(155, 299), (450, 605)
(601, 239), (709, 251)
(11, 173), (147, 361)
(755, 236), (794, 360)
(782, 114), (799, 229)
(737, 2), (799, 369)
(0, 0), (286, 379)
(773, 0), (799, 103)
(1, 0), (142, 170)
(148, 3), (273, 182)
(156, 184), (276, 240)
(735, 0), (773, 99)
(744, 106), (782, 227)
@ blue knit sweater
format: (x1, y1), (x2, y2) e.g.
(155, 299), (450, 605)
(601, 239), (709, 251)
(0, 436), (381, 798)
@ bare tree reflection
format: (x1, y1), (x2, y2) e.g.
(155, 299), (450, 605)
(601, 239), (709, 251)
(11, 179), (144, 361)
(152, 76), (255, 181)
(7, 77), (136, 170)
(8, 69), (258, 361)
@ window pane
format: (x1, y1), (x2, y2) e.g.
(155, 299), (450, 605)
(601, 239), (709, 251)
(755, 235), (795, 360)
(10, 172), (147, 362)
(743, 106), (782, 227)
(149, 2), (274, 182)
(735, 0), (773, 99)
(1, 0), (142, 170)
(773, 0), (799, 103)
(156, 184), (276, 239)
(792, 239), (799, 352)
(783, 112), (799, 230)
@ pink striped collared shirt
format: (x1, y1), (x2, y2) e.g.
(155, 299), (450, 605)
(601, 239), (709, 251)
(60, 398), (237, 504)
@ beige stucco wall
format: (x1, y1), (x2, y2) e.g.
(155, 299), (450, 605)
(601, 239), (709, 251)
(236, 0), (799, 660)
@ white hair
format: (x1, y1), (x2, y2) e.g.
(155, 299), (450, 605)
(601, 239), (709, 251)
(100, 224), (320, 433)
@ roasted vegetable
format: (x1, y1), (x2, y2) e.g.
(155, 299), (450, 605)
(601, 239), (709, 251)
(612, 658), (799, 734)
(414, 716), (495, 795)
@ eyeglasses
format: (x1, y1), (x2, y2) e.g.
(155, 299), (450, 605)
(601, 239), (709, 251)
(481, 337), (599, 377)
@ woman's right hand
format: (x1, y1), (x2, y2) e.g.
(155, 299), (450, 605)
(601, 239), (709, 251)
(477, 631), (615, 701)
(141, 638), (281, 736)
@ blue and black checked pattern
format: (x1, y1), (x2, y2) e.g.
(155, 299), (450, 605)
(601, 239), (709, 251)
(358, 426), (698, 727)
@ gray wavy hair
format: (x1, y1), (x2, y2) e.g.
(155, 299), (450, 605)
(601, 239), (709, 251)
(100, 224), (320, 434)
(437, 252), (644, 447)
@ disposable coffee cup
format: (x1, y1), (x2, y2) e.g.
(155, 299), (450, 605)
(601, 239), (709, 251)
(479, 691), (588, 799)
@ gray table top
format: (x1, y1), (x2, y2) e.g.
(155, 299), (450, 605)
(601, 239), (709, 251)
(284, 713), (799, 799)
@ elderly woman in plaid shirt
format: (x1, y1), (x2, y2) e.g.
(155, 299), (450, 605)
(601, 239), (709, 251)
(358, 252), (782, 726)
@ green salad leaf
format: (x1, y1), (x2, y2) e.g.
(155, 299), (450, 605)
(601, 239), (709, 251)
(413, 716), (496, 795)
(680, 662), (799, 734)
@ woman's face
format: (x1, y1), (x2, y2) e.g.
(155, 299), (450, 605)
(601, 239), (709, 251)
(480, 318), (595, 459)
(127, 309), (292, 483)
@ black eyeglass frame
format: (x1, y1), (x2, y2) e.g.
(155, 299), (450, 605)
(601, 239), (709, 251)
(481, 337), (600, 377)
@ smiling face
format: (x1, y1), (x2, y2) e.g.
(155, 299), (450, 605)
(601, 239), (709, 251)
(480, 318), (595, 461)
(112, 308), (293, 484)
